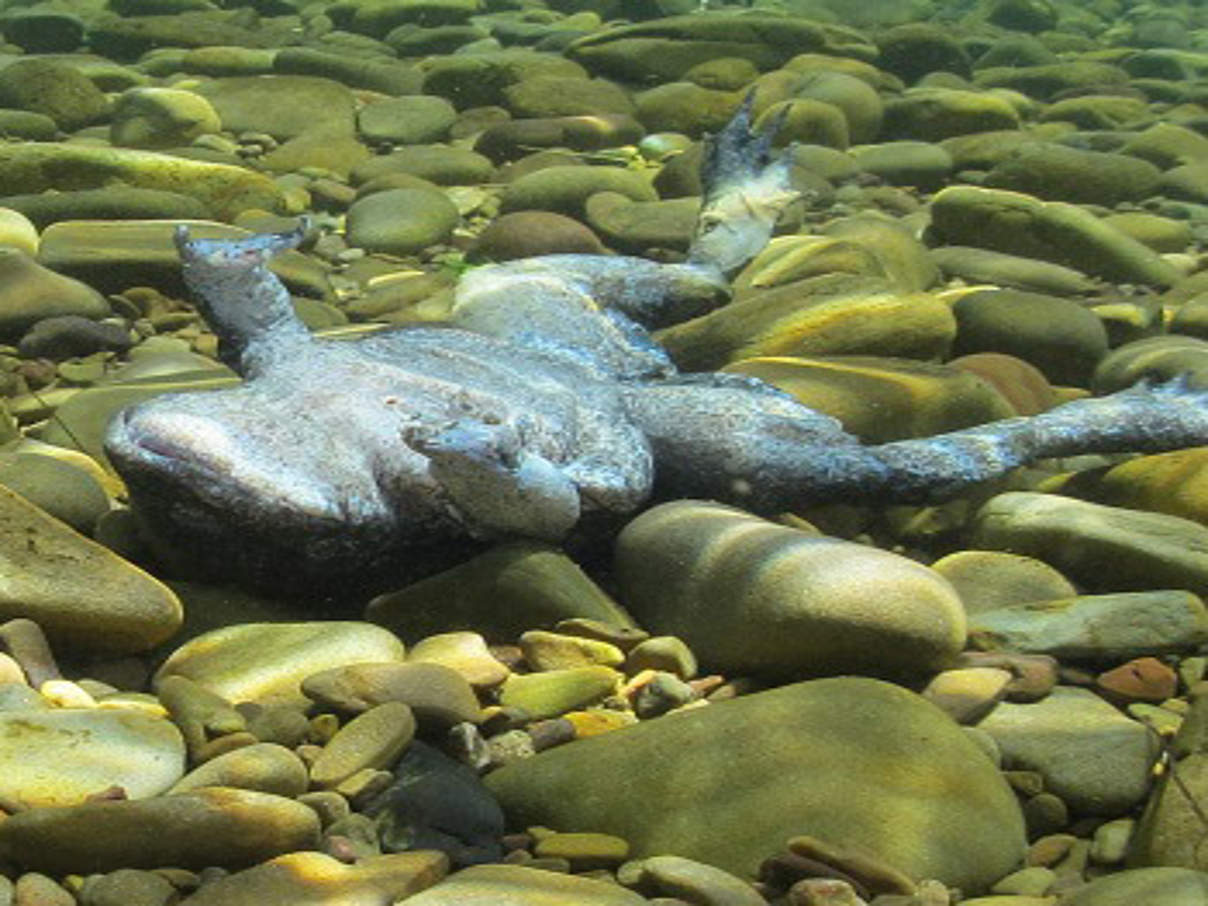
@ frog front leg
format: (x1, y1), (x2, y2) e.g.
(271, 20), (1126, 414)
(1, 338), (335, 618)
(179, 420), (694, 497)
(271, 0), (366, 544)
(408, 419), (582, 541)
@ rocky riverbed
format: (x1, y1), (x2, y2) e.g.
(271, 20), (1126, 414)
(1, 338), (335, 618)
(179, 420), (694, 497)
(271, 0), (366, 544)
(5, 0), (1208, 904)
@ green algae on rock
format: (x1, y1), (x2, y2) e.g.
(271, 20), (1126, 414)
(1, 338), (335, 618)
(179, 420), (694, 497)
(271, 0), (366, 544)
(0, 484), (182, 655)
(486, 676), (1026, 892)
(0, 143), (284, 220)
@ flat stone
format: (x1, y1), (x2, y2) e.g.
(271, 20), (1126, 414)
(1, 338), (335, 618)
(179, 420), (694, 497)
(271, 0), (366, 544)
(930, 185), (1181, 287)
(614, 501), (966, 676)
(0, 143), (283, 221)
(972, 492), (1208, 598)
(0, 484), (182, 655)
(1061, 867), (1208, 905)
(498, 666), (621, 720)
(169, 742), (308, 797)
(302, 662), (480, 725)
(0, 708), (184, 806)
(398, 863), (648, 905)
(977, 686), (1157, 815)
(366, 541), (635, 644)
(486, 677), (1026, 892)
(155, 622), (406, 708)
(968, 591), (1208, 659)
(657, 289), (956, 372)
(0, 247), (110, 342)
(159, 850), (447, 905)
(639, 854), (766, 905)
(533, 831), (629, 870)
(407, 632), (510, 688)
(310, 702), (417, 789)
(931, 550), (1077, 615)
(0, 787), (320, 874)
(519, 630), (625, 671)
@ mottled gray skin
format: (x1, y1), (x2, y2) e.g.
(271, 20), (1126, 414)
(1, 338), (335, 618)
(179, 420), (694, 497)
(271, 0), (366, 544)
(105, 99), (1208, 593)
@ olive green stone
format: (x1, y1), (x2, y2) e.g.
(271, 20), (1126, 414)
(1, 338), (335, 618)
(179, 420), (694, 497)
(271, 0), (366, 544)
(173, 851), (448, 906)
(169, 742), (308, 797)
(402, 863), (647, 905)
(972, 492), (1208, 598)
(486, 676), (1025, 891)
(499, 666), (621, 720)
(533, 831), (629, 869)
(721, 356), (1014, 444)
(0, 788), (320, 874)
(614, 502), (966, 677)
(931, 550), (1076, 615)
(365, 541), (635, 644)
(0, 143), (283, 220)
(155, 622), (406, 708)
(310, 702), (417, 790)
(657, 287), (955, 371)
(0, 484), (182, 655)
(520, 630), (625, 671)
(930, 185), (1181, 287)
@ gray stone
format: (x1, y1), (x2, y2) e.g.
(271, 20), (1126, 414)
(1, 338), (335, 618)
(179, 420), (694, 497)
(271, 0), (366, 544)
(1061, 867), (1208, 906)
(486, 676), (1026, 891)
(977, 686), (1157, 815)
(345, 187), (459, 256)
(969, 591), (1208, 660)
(972, 492), (1208, 599)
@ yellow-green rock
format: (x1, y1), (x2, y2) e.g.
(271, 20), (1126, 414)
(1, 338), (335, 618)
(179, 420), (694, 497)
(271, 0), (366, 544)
(615, 501), (966, 676)
(499, 666), (620, 720)
(519, 630), (625, 671)
(656, 287), (955, 371)
(0, 484), (182, 654)
(721, 355), (1015, 443)
(401, 863), (647, 905)
(168, 851), (447, 905)
(0, 143), (283, 219)
(155, 622), (406, 708)
(486, 677), (1025, 892)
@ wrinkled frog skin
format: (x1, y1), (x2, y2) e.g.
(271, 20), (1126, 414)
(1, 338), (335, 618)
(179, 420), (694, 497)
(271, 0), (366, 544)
(105, 98), (1208, 593)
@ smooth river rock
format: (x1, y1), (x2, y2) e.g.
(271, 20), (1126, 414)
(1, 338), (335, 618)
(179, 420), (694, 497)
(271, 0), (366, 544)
(485, 676), (1026, 892)
(0, 484), (182, 655)
(972, 492), (1208, 598)
(0, 708), (185, 806)
(155, 621), (406, 708)
(614, 501), (966, 676)
(0, 787), (320, 874)
(977, 686), (1157, 816)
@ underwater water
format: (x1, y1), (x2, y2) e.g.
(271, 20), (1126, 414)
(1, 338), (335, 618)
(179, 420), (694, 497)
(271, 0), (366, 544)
(2, 0), (1208, 902)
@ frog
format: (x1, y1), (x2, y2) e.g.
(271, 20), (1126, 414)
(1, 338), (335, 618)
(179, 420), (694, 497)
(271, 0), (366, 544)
(104, 95), (1208, 594)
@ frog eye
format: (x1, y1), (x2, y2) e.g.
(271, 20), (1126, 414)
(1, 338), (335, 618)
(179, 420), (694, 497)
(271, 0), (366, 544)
(698, 214), (722, 234)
